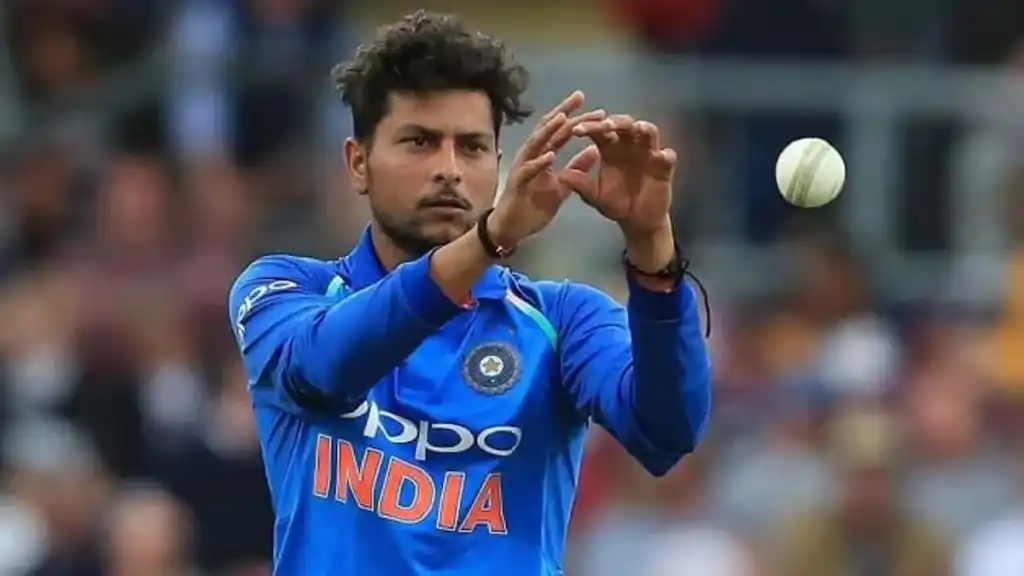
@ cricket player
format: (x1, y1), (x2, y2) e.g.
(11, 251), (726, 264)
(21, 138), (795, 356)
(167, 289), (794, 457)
(229, 10), (712, 575)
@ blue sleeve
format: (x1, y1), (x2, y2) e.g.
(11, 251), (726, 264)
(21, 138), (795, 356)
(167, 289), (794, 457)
(552, 276), (712, 476)
(228, 253), (463, 414)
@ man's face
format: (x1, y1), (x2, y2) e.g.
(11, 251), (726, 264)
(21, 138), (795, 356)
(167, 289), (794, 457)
(346, 90), (500, 256)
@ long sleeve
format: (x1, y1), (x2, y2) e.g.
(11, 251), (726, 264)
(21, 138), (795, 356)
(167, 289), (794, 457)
(554, 275), (712, 476)
(229, 254), (463, 413)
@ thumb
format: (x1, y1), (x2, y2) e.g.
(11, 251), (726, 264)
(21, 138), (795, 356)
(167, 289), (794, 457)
(558, 144), (600, 200)
(557, 170), (596, 200)
(565, 144), (601, 172)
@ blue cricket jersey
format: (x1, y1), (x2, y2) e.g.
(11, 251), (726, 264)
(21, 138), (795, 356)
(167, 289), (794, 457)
(228, 227), (712, 575)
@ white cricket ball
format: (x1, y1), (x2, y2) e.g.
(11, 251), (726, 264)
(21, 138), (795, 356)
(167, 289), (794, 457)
(775, 137), (846, 208)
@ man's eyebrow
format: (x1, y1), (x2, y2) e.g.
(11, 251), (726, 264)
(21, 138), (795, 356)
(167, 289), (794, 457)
(456, 131), (493, 140)
(394, 124), (492, 140)
(394, 123), (441, 135)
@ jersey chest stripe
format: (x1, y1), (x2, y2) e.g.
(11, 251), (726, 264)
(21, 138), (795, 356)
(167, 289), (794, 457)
(504, 291), (557, 348)
(326, 275), (347, 298)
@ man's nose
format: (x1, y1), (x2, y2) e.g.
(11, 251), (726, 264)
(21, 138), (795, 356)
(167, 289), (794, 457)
(431, 142), (463, 186)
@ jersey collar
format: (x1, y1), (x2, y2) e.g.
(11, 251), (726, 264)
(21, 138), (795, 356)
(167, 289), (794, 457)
(339, 226), (509, 301)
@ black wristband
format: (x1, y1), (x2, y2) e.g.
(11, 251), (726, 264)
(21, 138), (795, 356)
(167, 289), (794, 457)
(622, 241), (687, 281)
(476, 209), (516, 259)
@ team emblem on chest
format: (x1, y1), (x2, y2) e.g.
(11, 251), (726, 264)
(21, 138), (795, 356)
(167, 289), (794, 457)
(463, 342), (521, 396)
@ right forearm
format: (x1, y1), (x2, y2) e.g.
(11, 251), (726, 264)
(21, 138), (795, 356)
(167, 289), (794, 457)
(292, 253), (467, 402)
(289, 227), (498, 404)
(430, 224), (496, 304)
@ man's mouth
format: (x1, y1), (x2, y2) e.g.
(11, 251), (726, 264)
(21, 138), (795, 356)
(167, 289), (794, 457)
(422, 198), (470, 211)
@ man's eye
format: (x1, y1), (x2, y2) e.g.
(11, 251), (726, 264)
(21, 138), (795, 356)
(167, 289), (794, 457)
(406, 136), (429, 147)
(464, 142), (488, 153)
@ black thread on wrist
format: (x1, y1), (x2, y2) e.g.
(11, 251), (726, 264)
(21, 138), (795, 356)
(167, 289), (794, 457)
(623, 244), (713, 338)
(476, 208), (508, 259)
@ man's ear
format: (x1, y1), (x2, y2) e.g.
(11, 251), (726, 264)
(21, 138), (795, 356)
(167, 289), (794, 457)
(344, 138), (369, 195)
(497, 148), (503, 163)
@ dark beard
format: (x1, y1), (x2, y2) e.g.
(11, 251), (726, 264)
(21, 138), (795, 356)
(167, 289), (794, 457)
(370, 202), (456, 257)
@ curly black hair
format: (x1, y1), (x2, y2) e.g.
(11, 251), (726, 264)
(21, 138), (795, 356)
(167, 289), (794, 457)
(332, 10), (532, 143)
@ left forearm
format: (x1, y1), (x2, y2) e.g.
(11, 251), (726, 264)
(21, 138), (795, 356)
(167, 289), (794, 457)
(621, 219), (712, 451)
(627, 281), (713, 454)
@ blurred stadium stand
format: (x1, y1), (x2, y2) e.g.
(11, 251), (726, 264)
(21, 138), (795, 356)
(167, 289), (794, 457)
(0, 1), (1022, 575)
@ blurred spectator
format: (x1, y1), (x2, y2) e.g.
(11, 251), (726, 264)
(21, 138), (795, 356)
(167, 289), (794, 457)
(0, 268), (79, 423)
(761, 236), (899, 395)
(7, 2), (95, 102)
(772, 408), (951, 576)
(0, 142), (82, 278)
(901, 331), (1016, 540)
(156, 353), (273, 574)
(103, 485), (201, 576)
(712, 379), (834, 534)
(169, 0), (346, 166)
(176, 157), (259, 368)
(6, 0), (161, 102)
(574, 447), (755, 576)
(5, 420), (108, 576)
(66, 152), (178, 479)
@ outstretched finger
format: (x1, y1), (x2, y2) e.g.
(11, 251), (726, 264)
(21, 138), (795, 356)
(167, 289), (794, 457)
(604, 114), (636, 133)
(546, 109), (607, 153)
(572, 121), (619, 152)
(518, 113), (567, 161)
(539, 91), (585, 124)
(558, 145), (601, 199)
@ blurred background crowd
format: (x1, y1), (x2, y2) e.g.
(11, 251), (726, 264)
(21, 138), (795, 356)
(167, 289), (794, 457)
(0, 0), (1022, 575)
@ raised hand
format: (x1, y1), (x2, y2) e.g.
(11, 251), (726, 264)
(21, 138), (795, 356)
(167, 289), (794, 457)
(486, 91), (606, 250)
(560, 115), (677, 238)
